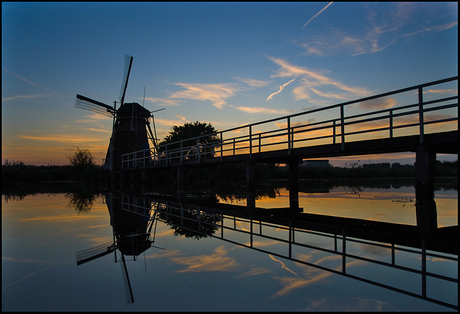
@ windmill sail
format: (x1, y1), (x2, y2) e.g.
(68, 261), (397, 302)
(75, 94), (115, 118)
(119, 54), (133, 106)
(120, 253), (135, 305)
(75, 241), (116, 266)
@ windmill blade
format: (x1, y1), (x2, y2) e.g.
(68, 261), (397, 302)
(75, 94), (115, 118)
(119, 54), (133, 106)
(75, 241), (116, 266)
(120, 253), (135, 305)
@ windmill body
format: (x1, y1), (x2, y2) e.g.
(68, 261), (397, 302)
(75, 55), (158, 171)
(106, 102), (152, 171)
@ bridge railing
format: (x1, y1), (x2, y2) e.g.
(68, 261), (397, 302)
(122, 76), (458, 170)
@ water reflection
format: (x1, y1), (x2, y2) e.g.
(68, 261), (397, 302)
(2, 179), (457, 311)
(73, 191), (457, 310)
(75, 192), (164, 305)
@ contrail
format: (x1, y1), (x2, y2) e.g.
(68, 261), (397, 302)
(2, 68), (57, 94)
(267, 78), (296, 101)
(302, 2), (333, 29)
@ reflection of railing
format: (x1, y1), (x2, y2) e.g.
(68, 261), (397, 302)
(147, 199), (457, 310)
(121, 76), (458, 169)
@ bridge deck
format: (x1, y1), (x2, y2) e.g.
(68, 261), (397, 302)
(118, 76), (457, 171)
(129, 130), (457, 170)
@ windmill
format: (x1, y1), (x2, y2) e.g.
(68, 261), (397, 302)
(75, 55), (161, 171)
(75, 193), (164, 305)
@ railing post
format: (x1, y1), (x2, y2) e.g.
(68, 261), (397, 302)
(258, 133), (261, 153)
(418, 86), (424, 144)
(180, 139), (183, 164)
(233, 138), (236, 156)
(333, 120), (336, 144)
(220, 132), (223, 161)
(389, 110), (393, 139)
(287, 117), (291, 155)
(249, 125), (252, 157)
(340, 105), (345, 150)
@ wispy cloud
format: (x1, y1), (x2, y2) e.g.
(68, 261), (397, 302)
(168, 82), (240, 109)
(266, 56), (371, 102)
(302, 2), (333, 29)
(424, 88), (458, 95)
(84, 128), (112, 133)
(233, 105), (293, 115)
(2, 68), (57, 94)
(155, 117), (186, 127)
(176, 114), (187, 121)
(297, 4), (457, 57)
(170, 245), (241, 273)
(269, 254), (298, 276)
(355, 97), (397, 110)
(267, 78), (297, 101)
(234, 77), (272, 87)
(403, 21), (458, 37)
(19, 134), (104, 143)
(2, 262), (59, 292)
(145, 97), (182, 106)
(2, 94), (47, 102)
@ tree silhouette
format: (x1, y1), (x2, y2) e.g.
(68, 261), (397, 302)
(158, 121), (220, 160)
(67, 147), (95, 167)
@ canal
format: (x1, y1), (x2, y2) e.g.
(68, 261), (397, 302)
(2, 178), (457, 311)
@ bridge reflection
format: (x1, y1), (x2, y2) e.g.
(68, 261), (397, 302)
(113, 192), (457, 310)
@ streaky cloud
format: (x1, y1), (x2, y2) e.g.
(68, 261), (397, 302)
(169, 82), (240, 109)
(267, 78), (296, 101)
(302, 2), (333, 29)
(2, 94), (47, 102)
(267, 56), (371, 101)
(19, 134), (104, 143)
(145, 97), (181, 106)
(234, 77), (272, 87)
(234, 105), (293, 115)
(403, 21), (458, 37)
(2, 68), (57, 94)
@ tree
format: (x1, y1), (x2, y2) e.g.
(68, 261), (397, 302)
(68, 147), (95, 167)
(158, 121), (220, 160)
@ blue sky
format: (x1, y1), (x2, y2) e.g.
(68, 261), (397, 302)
(2, 2), (458, 165)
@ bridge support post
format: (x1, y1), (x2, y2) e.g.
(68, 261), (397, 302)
(246, 159), (256, 210)
(289, 158), (301, 211)
(177, 166), (184, 201)
(415, 144), (437, 238)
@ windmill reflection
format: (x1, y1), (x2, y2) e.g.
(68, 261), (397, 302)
(75, 192), (163, 305)
(75, 191), (457, 310)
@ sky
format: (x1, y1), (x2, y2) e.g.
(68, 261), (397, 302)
(2, 2), (458, 166)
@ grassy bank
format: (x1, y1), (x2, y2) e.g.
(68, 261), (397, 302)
(2, 159), (457, 184)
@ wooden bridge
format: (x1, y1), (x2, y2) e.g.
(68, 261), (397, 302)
(115, 76), (458, 210)
(120, 76), (457, 169)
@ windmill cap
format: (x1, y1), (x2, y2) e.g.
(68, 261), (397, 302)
(117, 102), (151, 118)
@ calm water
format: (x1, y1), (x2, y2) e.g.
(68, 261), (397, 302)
(2, 180), (458, 311)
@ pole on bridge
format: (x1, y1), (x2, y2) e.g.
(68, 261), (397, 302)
(177, 166), (184, 201)
(288, 158), (301, 211)
(415, 144), (437, 239)
(246, 159), (256, 210)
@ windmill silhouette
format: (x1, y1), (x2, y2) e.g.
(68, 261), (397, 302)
(75, 55), (161, 171)
(75, 193), (164, 305)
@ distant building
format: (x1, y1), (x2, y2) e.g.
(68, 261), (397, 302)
(301, 160), (330, 168)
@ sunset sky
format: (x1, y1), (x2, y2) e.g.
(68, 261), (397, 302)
(2, 2), (458, 166)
